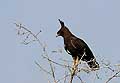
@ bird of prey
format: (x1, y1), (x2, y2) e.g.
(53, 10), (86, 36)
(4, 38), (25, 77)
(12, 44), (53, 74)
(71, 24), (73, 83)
(56, 19), (99, 70)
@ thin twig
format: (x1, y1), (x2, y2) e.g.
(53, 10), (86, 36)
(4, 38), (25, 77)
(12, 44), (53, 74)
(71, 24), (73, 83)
(41, 54), (72, 68)
(106, 70), (120, 83)
(76, 75), (84, 83)
(14, 23), (43, 47)
(48, 56), (57, 83)
(35, 61), (51, 75)
(56, 73), (70, 83)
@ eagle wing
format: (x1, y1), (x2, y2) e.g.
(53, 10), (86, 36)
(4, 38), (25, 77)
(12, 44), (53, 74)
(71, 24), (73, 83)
(64, 36), (85, 55)
(70, 37), (87, 51)
(70, 36), (95, 60)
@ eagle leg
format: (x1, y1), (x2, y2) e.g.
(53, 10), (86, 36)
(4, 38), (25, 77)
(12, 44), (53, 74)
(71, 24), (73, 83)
(71, 56), (80, 77)
(72, 56), (79, 70)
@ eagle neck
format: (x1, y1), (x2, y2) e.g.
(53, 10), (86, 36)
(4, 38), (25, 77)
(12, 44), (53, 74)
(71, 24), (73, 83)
(63, 34), (74, 43)
(62, 27), (74, 42)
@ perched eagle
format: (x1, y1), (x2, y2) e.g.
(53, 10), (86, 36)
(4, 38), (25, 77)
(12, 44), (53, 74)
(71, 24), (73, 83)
(56, 19), (99, 70)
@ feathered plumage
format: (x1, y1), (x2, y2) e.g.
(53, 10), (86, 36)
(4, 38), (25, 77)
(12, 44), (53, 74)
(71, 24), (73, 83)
(56, 19), (99, 70)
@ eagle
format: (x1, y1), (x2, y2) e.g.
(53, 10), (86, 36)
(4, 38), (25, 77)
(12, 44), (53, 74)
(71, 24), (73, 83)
(56, 19), (99, 70)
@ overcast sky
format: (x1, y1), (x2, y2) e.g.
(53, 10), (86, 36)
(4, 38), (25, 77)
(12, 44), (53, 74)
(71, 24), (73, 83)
(0, 0), (120, 83)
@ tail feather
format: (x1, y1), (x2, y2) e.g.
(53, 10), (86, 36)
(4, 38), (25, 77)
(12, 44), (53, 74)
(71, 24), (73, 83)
(87, 59), (99, 70)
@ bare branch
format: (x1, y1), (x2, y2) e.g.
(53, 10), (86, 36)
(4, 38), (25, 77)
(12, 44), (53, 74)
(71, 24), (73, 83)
(14, 22), (120, 83)
(14, 23), (43, 47)
(76, 75), (84, 83)
(35, 61), (51, 75)
(106, 70), (120, 83)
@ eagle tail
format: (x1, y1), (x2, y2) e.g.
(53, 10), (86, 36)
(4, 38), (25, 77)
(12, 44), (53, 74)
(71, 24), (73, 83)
(87, 59), (99, 70)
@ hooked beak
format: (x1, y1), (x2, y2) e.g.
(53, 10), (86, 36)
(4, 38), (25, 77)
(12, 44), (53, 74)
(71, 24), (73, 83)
(56, 33), (60, 37)
(56, 34), (59, 37)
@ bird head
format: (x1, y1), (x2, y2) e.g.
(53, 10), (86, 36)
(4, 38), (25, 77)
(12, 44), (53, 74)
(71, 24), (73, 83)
(56, 19), (73, 38)
(56, 19), (65, 37)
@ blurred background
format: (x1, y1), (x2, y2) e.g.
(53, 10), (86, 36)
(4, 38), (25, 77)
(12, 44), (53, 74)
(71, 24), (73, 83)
(0, 0), (120, 83)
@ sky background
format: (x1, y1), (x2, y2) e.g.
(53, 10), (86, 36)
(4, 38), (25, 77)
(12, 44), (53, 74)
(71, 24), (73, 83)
(0, 0), (120, 83)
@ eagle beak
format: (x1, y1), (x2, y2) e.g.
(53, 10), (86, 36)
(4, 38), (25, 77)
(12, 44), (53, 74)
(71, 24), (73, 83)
(56, 35), (58, 37)
(56, 33), (60, 37)
(56, 34), (59, 37)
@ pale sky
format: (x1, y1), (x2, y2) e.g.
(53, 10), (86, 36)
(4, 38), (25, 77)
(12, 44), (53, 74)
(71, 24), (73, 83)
(0, 0), (120, 83)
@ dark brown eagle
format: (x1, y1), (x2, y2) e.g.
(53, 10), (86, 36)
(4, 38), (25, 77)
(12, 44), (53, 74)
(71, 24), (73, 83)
(56, 19), (99, 70)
